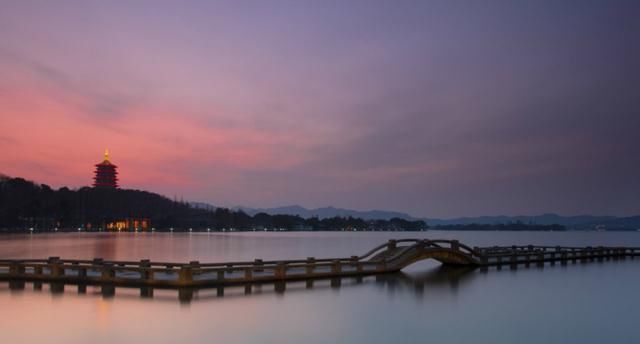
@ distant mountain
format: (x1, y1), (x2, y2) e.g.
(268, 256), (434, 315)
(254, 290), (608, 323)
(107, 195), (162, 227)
(424, 214), (620, 227)
(190, 201), (640, 230)
(189, 202), (216, 211)
(229, 205), (640, 230)
(233, 205), (418, 221)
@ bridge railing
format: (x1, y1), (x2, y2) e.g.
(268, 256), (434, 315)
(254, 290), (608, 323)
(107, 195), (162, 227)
(0, 255), (391, 287)
(3, 241), (640, 286)
(418, 239), (482, 258)
(477, 245), (640, 256)
(478, 246), (640, 265)
(355, 239), (424, 261)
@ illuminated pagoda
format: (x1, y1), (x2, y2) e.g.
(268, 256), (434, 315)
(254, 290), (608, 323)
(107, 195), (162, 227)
(93, 149), (119, 188)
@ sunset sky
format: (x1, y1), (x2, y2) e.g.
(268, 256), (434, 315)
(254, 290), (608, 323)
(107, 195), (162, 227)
(1, 1), (638, 218)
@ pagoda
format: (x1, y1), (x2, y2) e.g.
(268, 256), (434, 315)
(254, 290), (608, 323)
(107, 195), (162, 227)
(93, 149), (119, 188)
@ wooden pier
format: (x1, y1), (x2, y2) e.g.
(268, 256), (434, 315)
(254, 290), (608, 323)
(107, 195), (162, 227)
(1, 239), (638, 289)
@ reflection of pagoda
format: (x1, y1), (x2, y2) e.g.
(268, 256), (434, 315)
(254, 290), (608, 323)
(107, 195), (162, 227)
(93, 149), (119, 188)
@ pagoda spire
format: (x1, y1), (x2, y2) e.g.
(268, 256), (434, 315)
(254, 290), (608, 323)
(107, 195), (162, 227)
(93, 149), (119, 188)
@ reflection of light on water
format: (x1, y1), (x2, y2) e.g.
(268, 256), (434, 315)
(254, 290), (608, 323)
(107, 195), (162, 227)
(95, 298), (112, 332)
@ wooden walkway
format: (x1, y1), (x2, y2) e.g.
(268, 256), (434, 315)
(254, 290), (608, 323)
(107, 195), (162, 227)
(1, 239), (638, 289)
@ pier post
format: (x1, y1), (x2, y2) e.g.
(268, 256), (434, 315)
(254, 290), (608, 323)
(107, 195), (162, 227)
(33, 265), (43, 290)
(101, 284), (115, 298)
(350, 255), (360, 272)
(49, 257), (64, 278)
(217, 270), (225, 282)
(254, 259), (264, 272)
(140, 287), (153, 298)
(510, 254), (517, 269)
(537, 253), (544, 267)
(140, 261), (154, 298)
(9, 261), (25, 277)
(178, 288), (194, 304)
(306, 257), (316, 274)
(352, 256), (363, 273)
(92, 258), (104, 277)
(331, 277), (341, 288)
(179, 265), (193, 285)
(77, 266), (87, 279)
(34, 265), (43, 277)
(275, 281), (286, 294)
(244, 267), (252, 280)
(332, 260), (342, 274)
(139, 260), (154, 298)
(9, 279), (25, 291)
(560, 252), (567, 265)
(275, 262), (286, 279)
(50, 282), (64, 294)
(191, 260), (200, 277)
(480, 256), (488, 272)
(139, 259), (151, 280)
(101, 263), (115, 282)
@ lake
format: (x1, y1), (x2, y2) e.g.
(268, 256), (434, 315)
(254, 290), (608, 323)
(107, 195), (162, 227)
(1, 231), (640, 344)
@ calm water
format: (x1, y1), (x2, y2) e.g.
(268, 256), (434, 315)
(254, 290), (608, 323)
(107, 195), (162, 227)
(2, 231), (640, 344)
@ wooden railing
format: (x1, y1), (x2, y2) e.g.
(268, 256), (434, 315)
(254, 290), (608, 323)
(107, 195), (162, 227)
(1, 239), (638, 288)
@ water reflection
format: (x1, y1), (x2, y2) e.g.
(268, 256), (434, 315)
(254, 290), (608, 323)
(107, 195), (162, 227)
(3, 232), (640, 344)
(3, 265), (481, 304)
(5, 253), (631, 306)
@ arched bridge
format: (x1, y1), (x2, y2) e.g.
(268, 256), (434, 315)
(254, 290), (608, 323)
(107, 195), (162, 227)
(361, 239), (481, 270)
(0, 239), (637, 288)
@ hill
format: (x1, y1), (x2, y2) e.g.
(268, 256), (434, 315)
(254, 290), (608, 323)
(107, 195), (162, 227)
(0, 175), (425, 231)
(231, 205), (638, 230)
(234, 205), (417, 220)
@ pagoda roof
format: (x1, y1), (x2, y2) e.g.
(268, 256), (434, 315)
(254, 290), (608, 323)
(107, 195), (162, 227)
(95, 149), (117, 167)
(95, 159), (117, 167)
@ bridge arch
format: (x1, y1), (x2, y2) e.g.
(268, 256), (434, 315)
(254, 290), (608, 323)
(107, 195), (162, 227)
(365, 239), (482, 271)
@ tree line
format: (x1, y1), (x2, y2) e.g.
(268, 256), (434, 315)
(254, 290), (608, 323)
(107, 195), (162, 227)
(434, 223), (566, 231)
(0, 176), (427, 232)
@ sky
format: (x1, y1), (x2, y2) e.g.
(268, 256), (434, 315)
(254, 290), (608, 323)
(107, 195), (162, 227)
(1, 0), (639, 218)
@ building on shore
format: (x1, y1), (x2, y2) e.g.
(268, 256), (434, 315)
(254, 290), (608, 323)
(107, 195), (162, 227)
(93, 149), (119, 188)
(105, 218), (150, 231)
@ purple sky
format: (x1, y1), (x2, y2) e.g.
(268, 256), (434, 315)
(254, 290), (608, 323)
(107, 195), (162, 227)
(1, 1), (639, 217)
